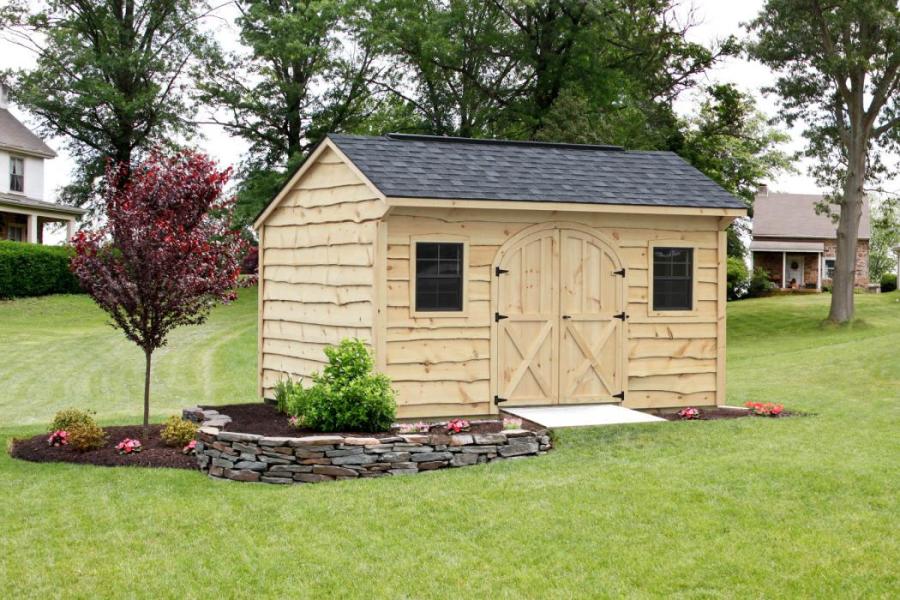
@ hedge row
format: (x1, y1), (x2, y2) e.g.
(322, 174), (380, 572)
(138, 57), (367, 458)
(0, 241), (82, 298)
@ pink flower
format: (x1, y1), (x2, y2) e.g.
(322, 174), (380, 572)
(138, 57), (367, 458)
(115, 438), (142, 454)
(47, 430), (69, 447)
(182, 440), (197, 454)
(677, 407), (701, 420)
(447, 418), (470, 434)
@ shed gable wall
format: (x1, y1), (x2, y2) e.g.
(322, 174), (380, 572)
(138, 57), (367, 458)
(383, 207), (726, 417)
(258, 147), (385, 398)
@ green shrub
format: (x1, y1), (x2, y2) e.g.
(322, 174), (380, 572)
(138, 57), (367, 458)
(160, 416), (199, 447)
(0, 241), (82, 298)
(67, 421), (107, 451)
(274, 378), (302, 414)
(748, 267), (775, 297)
(881, 273), (897, 293)
(726, 257), (749, 300)
(49, 408), (97, 432)
(282, 339), (396, 433)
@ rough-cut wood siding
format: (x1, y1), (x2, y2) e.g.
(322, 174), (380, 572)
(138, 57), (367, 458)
(383, 207), (727, 416)
(259, 147), (385, 398)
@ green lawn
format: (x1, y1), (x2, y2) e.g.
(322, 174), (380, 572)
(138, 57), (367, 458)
(1, 289), (898, 598)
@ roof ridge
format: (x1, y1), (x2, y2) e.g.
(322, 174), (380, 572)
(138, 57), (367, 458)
(382, 133), (625, 152)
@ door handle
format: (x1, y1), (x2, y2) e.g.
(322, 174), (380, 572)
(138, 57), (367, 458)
(562, 315), (572, 320)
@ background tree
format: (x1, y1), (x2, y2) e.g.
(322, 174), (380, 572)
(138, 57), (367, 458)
(196, 0), (385, 226)
(749, 0), (900, 323)
(368, 0), (522, 138)
(70, 151), (244, 432)
(678, 84), (791, 258)
(868, 195), (900, 283)
(0, 0), (214, 212)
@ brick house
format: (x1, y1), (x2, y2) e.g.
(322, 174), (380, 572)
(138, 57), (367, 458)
(750, 187), (870, 290)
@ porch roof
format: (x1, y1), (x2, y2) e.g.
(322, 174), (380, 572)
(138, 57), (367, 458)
(0, 192), (86, 219)
(750, 240), (825, 253)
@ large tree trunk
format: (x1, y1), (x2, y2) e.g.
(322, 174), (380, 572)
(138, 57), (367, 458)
(143, 349), (152, 437)
(828, 146), (866, 323)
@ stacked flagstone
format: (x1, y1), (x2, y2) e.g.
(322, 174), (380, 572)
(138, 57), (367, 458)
(184, 408), (551, 484)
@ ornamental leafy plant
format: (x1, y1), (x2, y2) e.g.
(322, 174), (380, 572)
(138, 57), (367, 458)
(677, 407), (702, 420)
(447, 419), (470, 434)
(70, 150), (244, 434)
(47, 430), (69, 447)
(283, 339), (396, 433)
(50, 408), (97, 433)
(67, 421), (107, 452)
(745, 402), (785, 417)
(160, 416), (199, 447)
(115, 438), (143, 455)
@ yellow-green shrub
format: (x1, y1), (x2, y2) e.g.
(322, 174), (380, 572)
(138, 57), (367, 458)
(160, 416), (198, 447)
(68, 421), (107, 451)
(50, 408), (97, 432)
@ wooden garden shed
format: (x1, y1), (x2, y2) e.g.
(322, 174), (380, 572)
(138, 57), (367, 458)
(254, 134), (746, 418)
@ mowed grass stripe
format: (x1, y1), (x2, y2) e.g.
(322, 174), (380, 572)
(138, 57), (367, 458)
(0, 289), (897, 597)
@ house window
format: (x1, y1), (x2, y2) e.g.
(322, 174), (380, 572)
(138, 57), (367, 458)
(9, 157), (24, 193)
(824, 258), (835, 279)
(653, 247), (693, 311)
(7, 223), (24, 242)
(415, 242), (464, 312)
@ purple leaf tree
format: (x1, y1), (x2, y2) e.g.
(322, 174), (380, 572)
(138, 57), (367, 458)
(71, 150), (245, 432)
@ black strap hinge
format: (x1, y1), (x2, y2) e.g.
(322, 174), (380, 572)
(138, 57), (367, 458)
(495, 312), (508, 322)
(494, 395), (508, 405)
(614, 312), (628, 321)
(495, 266), (509, 276)
(613, 391), (625, 401)
(614, 268), (626, 277)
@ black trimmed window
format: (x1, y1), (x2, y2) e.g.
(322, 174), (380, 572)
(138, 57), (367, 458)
(653, 247), (693, 311)
(415, 242), (463, 312)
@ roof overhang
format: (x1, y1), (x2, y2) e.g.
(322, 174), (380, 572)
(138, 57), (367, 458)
(0, 143), (56, 159)
(750, 240), (825, 253)
(385, 196), (746, 219)
(0, 196), (87, 219)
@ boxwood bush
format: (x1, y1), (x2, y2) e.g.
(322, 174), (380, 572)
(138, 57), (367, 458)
(280, 339), (396, 433)
(0, 241), (81, 298)
(881, 273), (897, 293)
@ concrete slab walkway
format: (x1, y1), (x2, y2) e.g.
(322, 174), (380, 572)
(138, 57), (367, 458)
(503, 404), (665, 428)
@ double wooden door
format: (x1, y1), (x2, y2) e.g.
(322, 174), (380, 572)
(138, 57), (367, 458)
(495, 227), (625, 406)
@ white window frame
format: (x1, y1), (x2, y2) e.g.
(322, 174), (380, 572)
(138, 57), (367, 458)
(9, 156), (25, 194)
(823, 257), (836, 280)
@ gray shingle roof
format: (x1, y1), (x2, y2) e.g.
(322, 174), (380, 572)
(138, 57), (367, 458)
(753, 191), (870, 240)
(0, 109), (56, 158)
(327, 133), (745, 210)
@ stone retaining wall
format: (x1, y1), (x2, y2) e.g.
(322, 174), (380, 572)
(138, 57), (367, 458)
(186, 409), (551, 484)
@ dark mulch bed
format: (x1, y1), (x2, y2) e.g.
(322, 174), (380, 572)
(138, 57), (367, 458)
(210, 402), (537, 437)
(9, 424), (196, 470)
(659, 407), (800, 421)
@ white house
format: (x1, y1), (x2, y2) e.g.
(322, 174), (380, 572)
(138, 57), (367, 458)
(0, 84), (85, 243)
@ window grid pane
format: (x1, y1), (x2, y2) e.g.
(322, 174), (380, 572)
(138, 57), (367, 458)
(9, 157), (24, 193)
(653, 247), (693, 311)
(416, 242), (463, 312)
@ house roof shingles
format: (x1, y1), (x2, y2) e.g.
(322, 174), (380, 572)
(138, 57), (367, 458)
(752, 192), (871, 240)
(327, 133), (745, 210)
(0, 108), (56, 158)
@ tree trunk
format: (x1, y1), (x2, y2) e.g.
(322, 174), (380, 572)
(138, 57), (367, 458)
(143, 349), (152, 437)
(828, 146), (866, 323)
